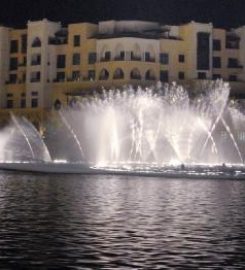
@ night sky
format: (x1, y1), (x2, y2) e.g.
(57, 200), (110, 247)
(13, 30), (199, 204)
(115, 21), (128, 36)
(1, 0), (245, 29)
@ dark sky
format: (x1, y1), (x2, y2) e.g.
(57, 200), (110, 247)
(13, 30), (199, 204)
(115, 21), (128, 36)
(1, 0), (245, 29)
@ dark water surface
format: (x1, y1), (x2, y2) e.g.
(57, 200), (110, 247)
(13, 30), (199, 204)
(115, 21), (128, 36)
(1, 173), (245, 269)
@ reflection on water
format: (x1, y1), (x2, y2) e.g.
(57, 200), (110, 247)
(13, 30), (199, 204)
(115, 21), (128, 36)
(1, 173), (245, 269)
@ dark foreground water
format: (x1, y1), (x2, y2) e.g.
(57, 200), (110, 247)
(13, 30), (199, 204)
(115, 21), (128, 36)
(1, 173), (245, 269)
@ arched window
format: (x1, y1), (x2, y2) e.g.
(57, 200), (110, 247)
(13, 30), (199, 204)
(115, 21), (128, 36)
(99, 69), (109, 80)
(145, 45), (155, 62)
(131, 44), (141, 61)
(32, 37), (42, 47)
(54, 99), (61, 110)
(145, 69), (156, 80)
(113, 68), (124, 79)
(115, 44), (125, 60)
(130, 68), (141, 80)
(100, 45), (111, 62)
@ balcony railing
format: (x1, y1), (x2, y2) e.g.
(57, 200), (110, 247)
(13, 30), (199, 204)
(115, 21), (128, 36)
(131, 55), (142, 61)
(100, 57), (111, 62)
(114, 56), (125, 61)
(145, 57), (156, 63)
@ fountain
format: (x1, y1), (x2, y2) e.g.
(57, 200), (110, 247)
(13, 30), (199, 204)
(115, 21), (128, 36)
(0, 80), (245, 178)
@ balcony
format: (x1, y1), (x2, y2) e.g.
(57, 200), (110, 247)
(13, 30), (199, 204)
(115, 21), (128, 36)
(114, 56), (125, 61)
(100, 57), (111, 62)
(131, 55), (142, 61)
(145, 57), (155, 63)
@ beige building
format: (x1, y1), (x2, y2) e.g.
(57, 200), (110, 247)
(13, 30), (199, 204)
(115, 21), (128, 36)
(0, 19), (245, 127)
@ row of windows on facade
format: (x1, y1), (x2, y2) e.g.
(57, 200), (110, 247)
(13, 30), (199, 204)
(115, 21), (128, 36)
(9, 53), (241, 71)
(9, 34), (239, 55)
(9, 53), (237, 71)
(10, 34), (80, 54)
(6, 98), (38, 109)
(213, 38), (240, 51)
(56, 53), (184, 68)
(55, 69), (187, 82)
(8, 52), (183, 72)
(212, 57), (242, 69)
(7, 69), (239, 84)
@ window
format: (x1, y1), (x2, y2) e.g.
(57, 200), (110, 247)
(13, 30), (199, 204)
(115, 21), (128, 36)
(56, 72), (65, 81)
(213, 39), (221, 51)
(145, 52), (151, 62)
(145, 70), (156, 80)
(88, 70), (95, 80)
(31, 98), (38, 108)
(54, 99), (61, 110)
(226, 35), (240, 49)
(6, 100), (13, 108)
(72, 53), (80, 65)
(31, 91), (38, 96)
(229, 75), (237, 81)
(113, 68), (124, 79)
(72, 71), (80, 80)
(178, 72), (185, 80)
(6, 93), (13, 98)
(130, 68), (141, 80)
(20, 99), (26, 108)
(31, 54), (41, 65)
(160, 53), (169, 64)
(88, 52), (97, 64)
(57, 55), (66, 68)
(73, 35), (80, 47)
(213, 57), (221, 68)
(228, 58), (239, 68)
(104, 51), (111, 61)
(9, 57), (18, 71)
(10, 40), (18, 53)
(213, 74), (221, 80)
(30, 71), (41, 82)
(32, 37), (41, 47)
(179, 54), (185, 63)
(99, 69), (109, 80)
(21, 34), (27, 53)
(197, 32), (210, 70)
(198, 72), (207, 79)
(9, 74), (17, 83)
(115, 51), (125, 60)
(160, 70), (169, 82)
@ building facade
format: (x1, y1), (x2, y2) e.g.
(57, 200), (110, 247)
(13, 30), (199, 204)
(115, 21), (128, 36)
(1, 19), (245, 126)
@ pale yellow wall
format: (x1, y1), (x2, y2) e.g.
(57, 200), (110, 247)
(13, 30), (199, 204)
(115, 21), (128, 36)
(213, 28), (242, 81)
(7, 29), (27, 108)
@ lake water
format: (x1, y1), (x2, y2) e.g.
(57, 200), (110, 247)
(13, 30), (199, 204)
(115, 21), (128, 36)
(1, 172), (245, 269)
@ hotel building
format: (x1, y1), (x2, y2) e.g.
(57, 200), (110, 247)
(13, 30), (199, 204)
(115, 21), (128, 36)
(0, 19), (245, 126)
